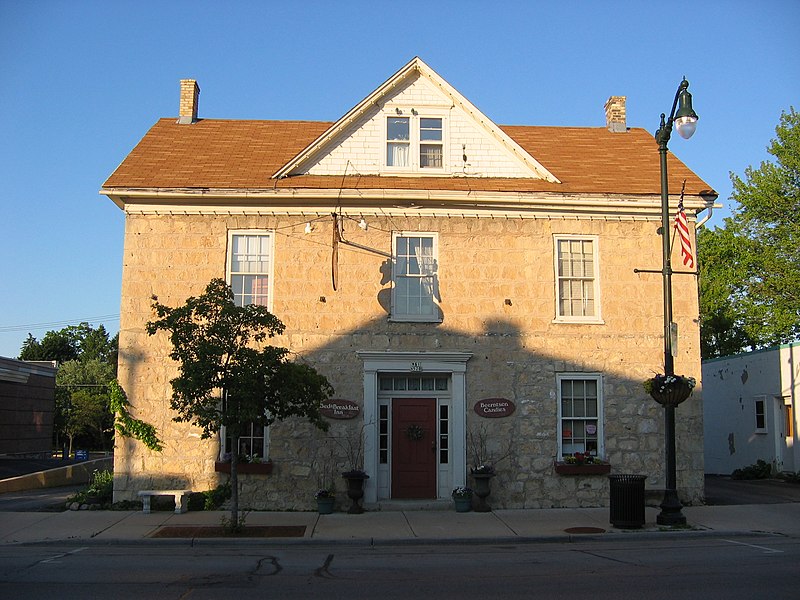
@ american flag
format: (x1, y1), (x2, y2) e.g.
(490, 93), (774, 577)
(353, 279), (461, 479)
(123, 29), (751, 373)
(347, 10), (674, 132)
(674, 185), (694, 269)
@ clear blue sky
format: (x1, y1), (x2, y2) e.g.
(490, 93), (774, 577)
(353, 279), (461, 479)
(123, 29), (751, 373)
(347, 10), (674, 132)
(1, 0), (798, 359)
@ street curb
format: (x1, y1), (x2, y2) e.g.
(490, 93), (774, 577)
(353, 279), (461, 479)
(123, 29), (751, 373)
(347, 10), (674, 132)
(2, 527), (788, 548)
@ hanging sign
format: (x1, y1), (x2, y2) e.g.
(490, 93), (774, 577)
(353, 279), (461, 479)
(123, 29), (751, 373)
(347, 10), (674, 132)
(474, 398), (516, 418)
(320, 399), (360, 420)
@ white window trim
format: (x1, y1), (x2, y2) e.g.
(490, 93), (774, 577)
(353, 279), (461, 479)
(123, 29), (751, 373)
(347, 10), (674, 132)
(556, 373), (604, 459)
(390, 231), (441, 323)
(552, 234), (604, 324)
(381, 107), (448, 175)
(226, 229), (275, 312)
(221, 230), (275, 460)
(754, 395), (768, 434)
(219, 422), (272, 462)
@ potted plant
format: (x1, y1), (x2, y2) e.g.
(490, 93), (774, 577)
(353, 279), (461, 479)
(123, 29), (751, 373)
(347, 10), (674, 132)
(311, 438), (339, 514)
(467, 424), (511, 512)
(314, 487), (336, 514)
(334, 423), (370, 514)
(643, 373), (696, 407)
(451, 486), (473, 512)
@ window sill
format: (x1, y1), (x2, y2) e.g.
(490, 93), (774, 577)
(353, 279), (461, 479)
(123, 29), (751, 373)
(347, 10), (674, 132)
(215, 460), (273, 475)
(388, 316), (443, 324)
(554, 462), (611, 476)
(552, 317), (605, 325)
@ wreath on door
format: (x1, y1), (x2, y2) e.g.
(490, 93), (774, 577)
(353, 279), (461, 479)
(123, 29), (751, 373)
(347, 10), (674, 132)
(406, 424), (425, 441)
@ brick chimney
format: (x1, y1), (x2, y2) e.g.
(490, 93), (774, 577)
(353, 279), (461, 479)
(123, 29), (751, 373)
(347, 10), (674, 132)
(178, 79), (200, 124)
(604, 96), (626, 133)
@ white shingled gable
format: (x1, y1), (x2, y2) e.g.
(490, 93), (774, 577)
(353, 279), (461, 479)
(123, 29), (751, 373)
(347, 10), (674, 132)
(273, 57), (559, 182)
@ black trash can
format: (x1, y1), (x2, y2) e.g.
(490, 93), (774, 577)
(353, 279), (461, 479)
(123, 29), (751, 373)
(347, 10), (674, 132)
(609, 474), (647, 528)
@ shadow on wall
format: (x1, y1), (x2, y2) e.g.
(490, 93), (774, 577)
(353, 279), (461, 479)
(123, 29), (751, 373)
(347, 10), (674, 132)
(116, 290), (704, 510)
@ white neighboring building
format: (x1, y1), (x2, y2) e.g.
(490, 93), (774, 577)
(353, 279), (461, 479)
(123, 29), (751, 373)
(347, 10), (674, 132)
(702, 342), (800, 474)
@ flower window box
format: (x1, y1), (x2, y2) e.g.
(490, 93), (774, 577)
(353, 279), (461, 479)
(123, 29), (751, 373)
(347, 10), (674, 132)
(554, 462), (611, 476)
(214, 460), (273, 475)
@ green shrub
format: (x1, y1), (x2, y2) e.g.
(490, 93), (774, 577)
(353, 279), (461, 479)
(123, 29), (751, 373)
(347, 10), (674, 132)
(731, 459), (772, 480)
(192, 482), (231, 511)
(67, 468), (114, 505)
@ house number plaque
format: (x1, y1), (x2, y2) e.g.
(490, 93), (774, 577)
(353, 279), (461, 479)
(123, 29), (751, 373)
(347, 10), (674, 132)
(410, 362), (423, 372)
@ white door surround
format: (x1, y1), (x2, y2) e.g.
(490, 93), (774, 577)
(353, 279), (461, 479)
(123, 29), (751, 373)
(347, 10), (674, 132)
(357, 351), (472, 504)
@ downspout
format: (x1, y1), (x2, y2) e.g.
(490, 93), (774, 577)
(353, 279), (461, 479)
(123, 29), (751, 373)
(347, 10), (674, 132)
(695, 203), (715, 229)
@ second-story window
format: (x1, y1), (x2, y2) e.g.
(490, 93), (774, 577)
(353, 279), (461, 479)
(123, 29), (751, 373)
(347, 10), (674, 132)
(228, 231), (273, 309)
(391, 232), (439, 321)
(554, 235), (601, 323)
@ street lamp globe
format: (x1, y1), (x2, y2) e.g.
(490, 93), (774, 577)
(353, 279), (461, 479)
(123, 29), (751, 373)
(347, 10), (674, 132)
(674, 85), (698, 139)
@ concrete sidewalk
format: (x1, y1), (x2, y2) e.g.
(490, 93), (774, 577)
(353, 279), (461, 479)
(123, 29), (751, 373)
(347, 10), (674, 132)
(2, 503), (799, 546)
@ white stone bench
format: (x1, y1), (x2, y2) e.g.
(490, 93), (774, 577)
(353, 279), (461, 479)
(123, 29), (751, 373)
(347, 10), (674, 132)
(137, 489), (192, 514)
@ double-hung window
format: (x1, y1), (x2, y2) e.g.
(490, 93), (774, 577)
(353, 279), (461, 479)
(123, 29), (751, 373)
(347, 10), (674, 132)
(419, 118), (443, 168)
(554, 235), (601, 322)
(222, 231), (274, 460)
(228, 231), (273, 309)
(391, 232), (439, 321)
(387, 117), (410, 167)
(385, 113), (445, 172)
(558, 374), (603, 458)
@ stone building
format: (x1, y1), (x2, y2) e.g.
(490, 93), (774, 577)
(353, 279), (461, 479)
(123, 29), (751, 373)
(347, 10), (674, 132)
(101, 57), (716, 509)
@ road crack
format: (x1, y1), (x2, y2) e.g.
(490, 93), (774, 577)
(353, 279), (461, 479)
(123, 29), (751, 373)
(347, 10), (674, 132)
(315, 553), (336, 578)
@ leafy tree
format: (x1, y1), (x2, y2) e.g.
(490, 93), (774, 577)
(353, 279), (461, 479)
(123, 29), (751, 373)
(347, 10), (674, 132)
(20, 330), (80, 362)
(56, 359), (116, 452)
(699, 108), (800, 357)
(19, 323), (118, 368)
(147, 278), (333, 530)
(20, 324), (119, 451)
(65, 389), (111, 454)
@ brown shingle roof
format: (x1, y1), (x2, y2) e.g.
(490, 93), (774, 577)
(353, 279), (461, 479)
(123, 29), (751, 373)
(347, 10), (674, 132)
(103, 118), (715, 197)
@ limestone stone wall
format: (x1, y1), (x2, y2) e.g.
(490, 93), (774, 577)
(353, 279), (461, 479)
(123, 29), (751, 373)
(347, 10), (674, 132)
(114, 211), (704, 510)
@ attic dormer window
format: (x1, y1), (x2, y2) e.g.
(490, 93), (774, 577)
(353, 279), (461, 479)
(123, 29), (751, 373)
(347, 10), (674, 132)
(385, 113), (445, 172)
(419, 118), (442, 168)
(387, 117), (410, 167)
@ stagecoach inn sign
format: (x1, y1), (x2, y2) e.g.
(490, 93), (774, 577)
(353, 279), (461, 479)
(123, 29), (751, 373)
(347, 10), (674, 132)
(320, 399), (361, 420)
(474, 398), (516, 418)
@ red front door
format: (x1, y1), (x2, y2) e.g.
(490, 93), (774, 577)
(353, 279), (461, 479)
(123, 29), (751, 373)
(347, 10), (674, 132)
(391, 398), (437, 499)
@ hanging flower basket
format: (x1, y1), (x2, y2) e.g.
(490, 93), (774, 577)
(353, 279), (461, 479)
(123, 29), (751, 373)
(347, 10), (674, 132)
(643, 374), (696, 407)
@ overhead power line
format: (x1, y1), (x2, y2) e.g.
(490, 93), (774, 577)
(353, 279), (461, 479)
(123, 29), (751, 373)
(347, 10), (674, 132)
(0, 314), (120, 333)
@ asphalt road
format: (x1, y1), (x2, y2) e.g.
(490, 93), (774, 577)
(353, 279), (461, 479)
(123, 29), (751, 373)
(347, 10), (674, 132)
(0, 536), (796, 599)
(703, 475), (800, 505)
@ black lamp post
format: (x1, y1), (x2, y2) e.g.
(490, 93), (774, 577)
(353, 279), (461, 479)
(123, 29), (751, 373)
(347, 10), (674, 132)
(653, 79), (698, 526)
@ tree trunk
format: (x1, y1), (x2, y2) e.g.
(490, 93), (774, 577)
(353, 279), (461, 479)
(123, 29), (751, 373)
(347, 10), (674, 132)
(230, 434), (240, 531)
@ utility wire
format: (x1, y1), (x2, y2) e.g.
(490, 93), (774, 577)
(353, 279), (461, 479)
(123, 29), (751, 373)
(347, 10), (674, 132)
(0, 314), (120, 333)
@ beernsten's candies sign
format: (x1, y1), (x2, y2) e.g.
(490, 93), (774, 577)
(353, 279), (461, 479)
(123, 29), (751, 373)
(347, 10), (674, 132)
(320, 399), (361, 420)
(474, 398), (515, 418)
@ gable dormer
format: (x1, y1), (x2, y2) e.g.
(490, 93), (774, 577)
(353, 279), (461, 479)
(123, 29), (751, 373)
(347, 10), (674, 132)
(274, 57), (559, 182)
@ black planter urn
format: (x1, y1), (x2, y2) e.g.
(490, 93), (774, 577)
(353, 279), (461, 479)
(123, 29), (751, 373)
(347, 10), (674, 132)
(470, 472), (495, 512)
(342, 471), (369, 514)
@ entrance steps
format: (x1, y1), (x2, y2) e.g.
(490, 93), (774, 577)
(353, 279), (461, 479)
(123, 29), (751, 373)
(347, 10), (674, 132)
(373, 498), (452, 511)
